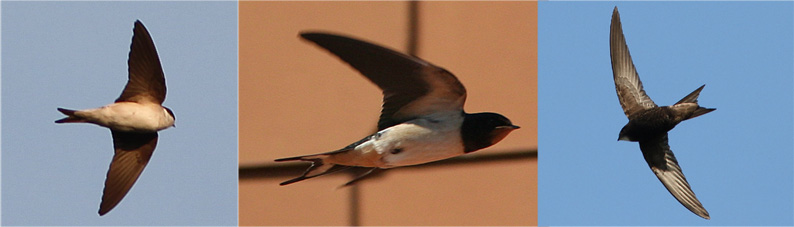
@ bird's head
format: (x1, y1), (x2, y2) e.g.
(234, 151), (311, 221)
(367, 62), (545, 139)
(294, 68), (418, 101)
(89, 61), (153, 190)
(163, 106), (176, 128)
(617, 125), (633, 141)
(462, 112), (520, 153)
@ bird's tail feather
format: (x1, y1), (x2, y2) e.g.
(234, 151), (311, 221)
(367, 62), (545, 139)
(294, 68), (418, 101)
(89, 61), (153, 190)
(688, 107), (716, 120)
(276, 154), (351, 185)
(54, 108), (85, 123)
(675, 85), (705, 105)
(674, 85), (715, 120)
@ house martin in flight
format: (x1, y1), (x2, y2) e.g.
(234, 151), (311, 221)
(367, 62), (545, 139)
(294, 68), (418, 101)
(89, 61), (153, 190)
(56, 20), (175, 216)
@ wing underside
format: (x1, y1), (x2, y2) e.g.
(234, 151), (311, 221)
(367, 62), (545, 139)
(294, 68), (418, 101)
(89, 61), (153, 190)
(639, 134), (710, 219)
(610, 7), (657, 118)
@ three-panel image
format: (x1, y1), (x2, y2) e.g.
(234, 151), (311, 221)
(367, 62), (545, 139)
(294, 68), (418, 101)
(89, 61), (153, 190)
(1, 1), (792, 226)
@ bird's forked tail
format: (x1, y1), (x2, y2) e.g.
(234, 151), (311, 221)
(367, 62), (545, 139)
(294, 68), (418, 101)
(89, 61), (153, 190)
(275, 154), (350, 185)
(674, 85), (715, 120)
(55, 108), (86, 123)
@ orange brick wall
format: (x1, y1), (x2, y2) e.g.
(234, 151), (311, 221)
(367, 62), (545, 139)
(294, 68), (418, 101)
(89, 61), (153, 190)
(239, 1), (537, 225)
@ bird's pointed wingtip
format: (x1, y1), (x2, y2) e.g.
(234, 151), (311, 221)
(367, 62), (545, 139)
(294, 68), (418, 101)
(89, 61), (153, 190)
(695, 210), (711, 219)
(611, 7), (621, 25)
(278, 178), (300, 186)
(299, 31), (332, 41)
(298, 31), (312, 39)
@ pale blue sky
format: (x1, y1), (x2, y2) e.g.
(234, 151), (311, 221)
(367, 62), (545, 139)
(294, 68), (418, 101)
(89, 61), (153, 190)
(539, 2), (793, 225)
(2, 2), (237, 225)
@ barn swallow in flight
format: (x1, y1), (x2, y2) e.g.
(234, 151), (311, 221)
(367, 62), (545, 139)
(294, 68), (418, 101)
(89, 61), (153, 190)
(276, 32), (519, 186)
(55, 20), (175, 216)
(611, 7), (714, 219)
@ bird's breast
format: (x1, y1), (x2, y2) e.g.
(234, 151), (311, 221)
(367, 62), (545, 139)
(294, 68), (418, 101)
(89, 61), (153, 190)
(366, 118), (465, 168)
(78, 102), (174, 132)
(621, 108), (678, 141)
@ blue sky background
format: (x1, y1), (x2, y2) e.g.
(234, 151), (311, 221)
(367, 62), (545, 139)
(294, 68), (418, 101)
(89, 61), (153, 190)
(538, 2), (793, 225)
(1, 2), (238, 225)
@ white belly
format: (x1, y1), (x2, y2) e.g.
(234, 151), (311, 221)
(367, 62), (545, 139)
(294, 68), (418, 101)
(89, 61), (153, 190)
(347, 112), (465, 168)
(76, 102), (174, 132)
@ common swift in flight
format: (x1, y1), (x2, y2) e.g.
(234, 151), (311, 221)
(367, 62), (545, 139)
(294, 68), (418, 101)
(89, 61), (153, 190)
(611, 7), (714, 219)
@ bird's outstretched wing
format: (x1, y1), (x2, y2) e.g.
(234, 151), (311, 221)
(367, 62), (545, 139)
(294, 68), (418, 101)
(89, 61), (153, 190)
(301, 32), (466, 130)
(116, 20), (166, 104)
(639, 134), (710, 219)
(610, 7), (656, 118)
(99, 131), (158, 215)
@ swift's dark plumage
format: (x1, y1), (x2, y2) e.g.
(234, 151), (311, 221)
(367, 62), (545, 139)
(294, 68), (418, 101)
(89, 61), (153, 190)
(275, 32), (518, 186)
(610, 7), (715, 220)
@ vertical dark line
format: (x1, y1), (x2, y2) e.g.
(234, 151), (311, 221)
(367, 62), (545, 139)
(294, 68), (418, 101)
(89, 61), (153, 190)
(348, 3), (421, 226)
(349, 180), (361, 226)
(407, 1), (421, 56)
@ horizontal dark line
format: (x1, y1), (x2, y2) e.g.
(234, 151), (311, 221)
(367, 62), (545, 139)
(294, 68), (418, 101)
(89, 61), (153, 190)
(239, 149), (537, 180)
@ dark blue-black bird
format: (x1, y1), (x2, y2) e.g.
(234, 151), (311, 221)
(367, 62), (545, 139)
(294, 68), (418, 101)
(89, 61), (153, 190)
(611, 7), (714, 219)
